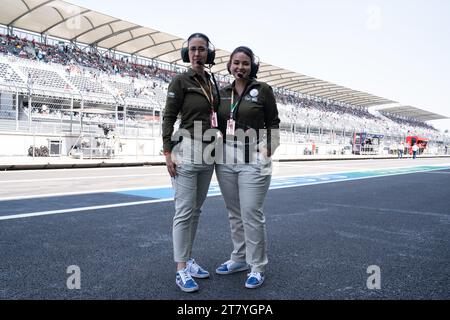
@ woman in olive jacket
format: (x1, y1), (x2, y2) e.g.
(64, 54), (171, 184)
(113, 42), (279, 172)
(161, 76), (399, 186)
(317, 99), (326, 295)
(162, 33), (219, 293)
(215, 46), (280, 289)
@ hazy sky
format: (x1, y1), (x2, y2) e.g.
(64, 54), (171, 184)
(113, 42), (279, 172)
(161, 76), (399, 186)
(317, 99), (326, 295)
(70, 0), (450, 131)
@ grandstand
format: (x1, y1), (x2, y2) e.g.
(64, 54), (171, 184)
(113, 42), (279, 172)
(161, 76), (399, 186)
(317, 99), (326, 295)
(0, 0), (449, 158)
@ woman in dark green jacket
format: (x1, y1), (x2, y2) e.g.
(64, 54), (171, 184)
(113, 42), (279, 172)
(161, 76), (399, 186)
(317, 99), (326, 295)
(162, 33), (219, 293)
(215, 46), (280, 289)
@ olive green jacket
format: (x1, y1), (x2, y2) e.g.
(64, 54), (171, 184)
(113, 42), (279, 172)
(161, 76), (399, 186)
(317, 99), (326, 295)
(218, 80), (280, 155)
(162, 68), (219, 152)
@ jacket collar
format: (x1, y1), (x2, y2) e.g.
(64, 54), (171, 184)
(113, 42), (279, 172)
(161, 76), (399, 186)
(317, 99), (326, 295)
(224, 79), (258, 92)
(186, 68), (210, 81)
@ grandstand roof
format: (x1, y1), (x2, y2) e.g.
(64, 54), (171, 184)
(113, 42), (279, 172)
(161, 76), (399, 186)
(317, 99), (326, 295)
(0, 0), (447, 118)
(378, 105), (448, 121)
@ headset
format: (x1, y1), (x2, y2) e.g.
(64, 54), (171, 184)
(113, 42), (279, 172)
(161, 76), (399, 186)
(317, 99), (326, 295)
(227, 46), (260, 79)
(181, 33), (216, 65)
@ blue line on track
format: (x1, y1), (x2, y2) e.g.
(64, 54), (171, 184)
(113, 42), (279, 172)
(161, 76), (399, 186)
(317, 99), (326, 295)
(116, 165), (450, 199)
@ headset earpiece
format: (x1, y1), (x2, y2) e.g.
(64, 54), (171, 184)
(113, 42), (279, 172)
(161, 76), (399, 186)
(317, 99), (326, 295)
(181, 46), (190, 63)
(181, 33), (216, 64)
(227, 46), (260, 79)
(250, 59), (260, 79)
(250, 50), (260, 79)
(206, 49), (215, 64)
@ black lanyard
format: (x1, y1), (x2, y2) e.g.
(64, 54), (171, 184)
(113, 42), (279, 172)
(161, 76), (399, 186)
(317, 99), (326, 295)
(229, 82), (251, 120)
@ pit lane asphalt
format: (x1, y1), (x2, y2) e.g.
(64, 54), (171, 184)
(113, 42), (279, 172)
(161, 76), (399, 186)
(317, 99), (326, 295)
(1, 168), (449, 299)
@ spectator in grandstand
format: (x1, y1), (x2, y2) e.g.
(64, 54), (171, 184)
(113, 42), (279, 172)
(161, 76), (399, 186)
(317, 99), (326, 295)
(214, 46), (280, 289)
(162, 33), (219, 293)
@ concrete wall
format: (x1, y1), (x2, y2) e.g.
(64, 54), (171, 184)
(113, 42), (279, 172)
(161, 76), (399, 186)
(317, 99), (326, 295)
(277, 142), (347, 156)
(0, 131), (343, 157)
(0, 132), (70, 156)
(0, 131), (162, 157)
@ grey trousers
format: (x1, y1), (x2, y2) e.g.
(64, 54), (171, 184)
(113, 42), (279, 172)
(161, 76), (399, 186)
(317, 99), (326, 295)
(215, 158), (271, 273)
(172, 138), (214, 263)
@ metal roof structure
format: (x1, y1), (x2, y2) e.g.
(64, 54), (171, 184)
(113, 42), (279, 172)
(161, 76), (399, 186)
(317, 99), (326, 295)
(0, 0), (447, 120)
(378, 105), (448, 122)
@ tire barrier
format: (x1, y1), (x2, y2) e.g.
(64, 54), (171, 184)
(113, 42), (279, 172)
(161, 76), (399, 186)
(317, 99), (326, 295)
(28, 145), (50, 157)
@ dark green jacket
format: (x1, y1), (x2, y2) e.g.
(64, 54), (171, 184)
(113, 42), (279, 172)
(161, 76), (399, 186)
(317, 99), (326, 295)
(218, 80), (280, 155)
(162, 68), (219, 152)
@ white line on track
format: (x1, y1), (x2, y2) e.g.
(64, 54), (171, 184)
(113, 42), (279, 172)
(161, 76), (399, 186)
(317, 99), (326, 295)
(0, 165), (162, 173)
(0, 198), (173, 221)
(269, 166), (450, 191)
(1, 164), (449, 221)
(0, 184), (173, 202)
(0, 173), (164, 184)
(328, 203), (448, 219)
(419, 171), (450, 174)
(1, 163), (448, 202)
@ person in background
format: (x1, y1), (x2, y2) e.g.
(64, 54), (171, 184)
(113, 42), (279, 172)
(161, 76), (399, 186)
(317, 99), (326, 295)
(397, 141), (404, 159)
(412, 143), (419, 159)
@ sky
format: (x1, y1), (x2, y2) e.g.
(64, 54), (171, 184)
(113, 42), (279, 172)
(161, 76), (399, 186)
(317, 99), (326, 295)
(70, 0), (450, 132)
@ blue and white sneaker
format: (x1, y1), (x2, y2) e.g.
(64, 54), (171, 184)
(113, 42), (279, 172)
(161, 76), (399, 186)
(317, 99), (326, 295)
(245, 272), (265, 289)
(176, 267), (199, 292)
(186, 258), (210, 278)
(216, 260), (250, 275)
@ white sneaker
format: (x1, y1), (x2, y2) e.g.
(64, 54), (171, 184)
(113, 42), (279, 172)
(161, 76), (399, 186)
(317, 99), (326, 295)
(186, 258), (210, 278)
(245, 272), (265, 289)
(176, 267), (199, 293)
(216, 260), (250, 275)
